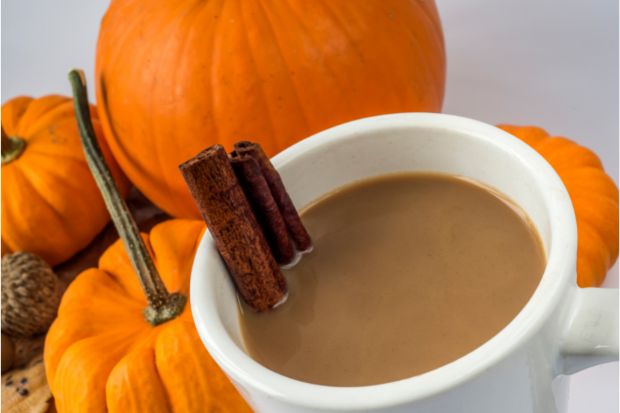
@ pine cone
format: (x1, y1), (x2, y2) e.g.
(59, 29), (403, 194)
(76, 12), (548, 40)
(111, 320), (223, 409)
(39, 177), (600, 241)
(1, 253), (61, 337)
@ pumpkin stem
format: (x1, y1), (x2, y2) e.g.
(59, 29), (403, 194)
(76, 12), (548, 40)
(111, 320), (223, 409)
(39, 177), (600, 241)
(1, 126), (27, 165)
(68, 69), (186, 326)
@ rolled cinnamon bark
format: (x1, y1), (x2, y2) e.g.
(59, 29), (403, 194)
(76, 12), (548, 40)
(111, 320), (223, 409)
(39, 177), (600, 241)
(179, 145), (286, 311)
(233, 141), (313, 251)
(230, 153), (295, 265)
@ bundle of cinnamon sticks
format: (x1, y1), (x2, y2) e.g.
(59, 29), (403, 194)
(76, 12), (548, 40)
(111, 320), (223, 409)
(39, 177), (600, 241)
(180, 141), (312, 312)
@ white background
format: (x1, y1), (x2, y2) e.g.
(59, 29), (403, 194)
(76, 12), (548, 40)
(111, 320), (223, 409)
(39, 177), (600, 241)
(2, 1), (618, 411)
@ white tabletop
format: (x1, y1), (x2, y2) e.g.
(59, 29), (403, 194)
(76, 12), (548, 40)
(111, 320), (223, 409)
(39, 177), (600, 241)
(2, 1), (618, 411)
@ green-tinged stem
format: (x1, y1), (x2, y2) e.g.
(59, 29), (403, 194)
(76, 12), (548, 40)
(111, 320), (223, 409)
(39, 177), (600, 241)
(68, 69), (186, 326)
(1, 127), (27, 165)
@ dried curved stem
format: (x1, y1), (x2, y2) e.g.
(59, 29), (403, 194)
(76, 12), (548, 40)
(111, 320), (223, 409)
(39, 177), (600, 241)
(68, 69), (185, 326)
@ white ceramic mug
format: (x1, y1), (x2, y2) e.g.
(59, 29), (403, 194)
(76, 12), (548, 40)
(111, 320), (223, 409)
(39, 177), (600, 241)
(190, 113), (618, 413)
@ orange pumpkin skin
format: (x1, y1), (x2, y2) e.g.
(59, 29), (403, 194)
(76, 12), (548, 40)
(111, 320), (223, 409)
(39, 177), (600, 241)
(96, 0), (446, 218)
(1, 96), (128, 266)
(498, 125), (618, 287)
(44, 219), (252, 412)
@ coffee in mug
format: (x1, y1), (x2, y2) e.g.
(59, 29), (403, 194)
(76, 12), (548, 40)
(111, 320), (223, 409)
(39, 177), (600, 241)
(239, 172), (545, 386)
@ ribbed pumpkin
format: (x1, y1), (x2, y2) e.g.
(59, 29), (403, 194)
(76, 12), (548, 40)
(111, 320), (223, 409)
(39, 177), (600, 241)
(44, 219), (254, 412)
(1, 96), (128, 266)
(498, 125), (618, 287)
(95, 0), (446, 218)
(44, 71), (251, 412)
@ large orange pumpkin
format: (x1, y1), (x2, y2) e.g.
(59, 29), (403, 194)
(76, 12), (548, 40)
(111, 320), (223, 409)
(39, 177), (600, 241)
(44, 71), (251, 412)
(1, 96), (128, 265)
(498, 125), (618, 287)
(95, 0), (446, 218)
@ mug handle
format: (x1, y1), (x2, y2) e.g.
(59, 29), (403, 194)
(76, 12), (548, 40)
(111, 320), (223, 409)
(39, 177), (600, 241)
(560, 287), (619, 374)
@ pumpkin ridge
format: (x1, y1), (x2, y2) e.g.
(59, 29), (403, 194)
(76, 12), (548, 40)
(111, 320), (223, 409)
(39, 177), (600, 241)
(152, 323), (185, 411)
(3, 166), (74, 263)
(56, 288), (147, 325)
(412, 0), (445, 63)
(321, 1), (420, 107)
(561, 166), (619, 185)
(563, 178), (619, 203)
(120, 2), (211, 219)
(1, 96), (34, 132)
(99, 234), (155, 302)
(97, 0), (142, 144)
(106, 339), (172, 413)
(154, 322), (242, 412)
(99, 0), (144, 48)
(278, 0), (357, 116)
(23, 146), (93, 169)
(253, 0), (311, 136)
(571, 191), (619, 206)
(16, 96), (71, 136)
(124, 325), (163, 356)
(234, 0), (282, 153)
(543, 149), (603, 171)
(147, 220), (205, 293)
(572, 195), (619, 260)
(394, 1), (444, 102)
(142, 3), (188, 208)
(143, 235), (165, 289)
(202, 0), (225, 147)
(53, 332), (138, 411)
(1, 167), (29, 249)
(23, 110), (99, 150)
(497, 125), (548, 147)
(96, 11), (152, 199)
(314, 1), (366, 65)
(147, 338), (175, 412)
(16, 159), (85, 225)
(576, 222), (611, 285)
(46, 278), (147, 381)
(46, 303), (152, 394)
(54, 268), (147, 321)
(98, 0), (151, 79)
(96, 75), (129, 181)
(535, 138), (603, 169)
(19, 101), (75, 139)
(153, 1), (207, 202)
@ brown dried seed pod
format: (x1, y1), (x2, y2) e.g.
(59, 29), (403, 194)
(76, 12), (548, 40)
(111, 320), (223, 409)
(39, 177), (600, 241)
(1, 334), (14, 373)
(12, 335), (45, 368)
(1, 252), (62, 337)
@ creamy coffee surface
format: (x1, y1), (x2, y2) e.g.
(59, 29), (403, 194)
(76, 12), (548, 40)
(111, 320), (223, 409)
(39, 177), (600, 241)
(239, 173), (545, 386)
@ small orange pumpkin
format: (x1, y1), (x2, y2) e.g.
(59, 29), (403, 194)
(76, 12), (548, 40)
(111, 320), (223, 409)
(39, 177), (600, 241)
(44, 219), (252, 412)
(498, 125), (618, 287)
(95, 0), (446, 218)
(44, 71), (251, 412)
(1, 96), (128, 265)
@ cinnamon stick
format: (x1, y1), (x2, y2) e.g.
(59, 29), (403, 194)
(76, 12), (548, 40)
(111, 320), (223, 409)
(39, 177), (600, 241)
(179, 145), (286, 312)
(233, 141), (313, 251)
(230, 153), (295, 265)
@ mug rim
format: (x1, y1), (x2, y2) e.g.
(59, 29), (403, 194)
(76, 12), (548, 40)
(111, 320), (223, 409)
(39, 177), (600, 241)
(190, 113), (577, 410)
